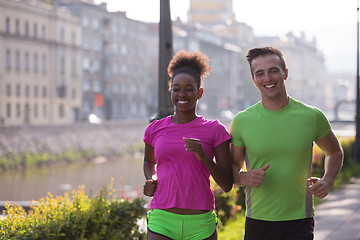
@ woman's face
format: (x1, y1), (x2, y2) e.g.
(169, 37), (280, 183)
(170, 73), (203, 113)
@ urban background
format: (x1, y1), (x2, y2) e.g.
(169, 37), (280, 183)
(0, 0), (355, 127)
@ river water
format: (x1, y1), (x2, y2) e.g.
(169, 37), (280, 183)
(0, 153), (146, 202)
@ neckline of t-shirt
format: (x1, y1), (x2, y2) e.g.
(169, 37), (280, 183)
(169, 115), (203, 125)
(260, 97), (293, 113)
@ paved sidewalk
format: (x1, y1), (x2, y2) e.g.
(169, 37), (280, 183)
(314, 177), (360, 240)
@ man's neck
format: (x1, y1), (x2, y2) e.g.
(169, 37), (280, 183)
(262, 94), (289, 111)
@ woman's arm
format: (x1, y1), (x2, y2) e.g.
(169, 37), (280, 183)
(143, 143), (157, 197)
(184, 138), (233, 192)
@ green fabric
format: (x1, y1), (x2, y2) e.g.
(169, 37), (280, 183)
(231, 97), (331, 221)
(147, 209), (217, 239)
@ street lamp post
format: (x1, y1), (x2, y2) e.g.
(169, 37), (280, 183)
(152, 0), (174, 121)
(355, 0), (360, 163)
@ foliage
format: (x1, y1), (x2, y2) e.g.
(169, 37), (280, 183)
(0, 180), (146, 240)
(217, 215), (245, 240)
(0, 149), (96, 172)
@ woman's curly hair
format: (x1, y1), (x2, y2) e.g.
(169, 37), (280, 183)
(167, 50), (212, 91)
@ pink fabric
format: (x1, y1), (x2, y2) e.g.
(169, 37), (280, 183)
(143, 116), (231, 210)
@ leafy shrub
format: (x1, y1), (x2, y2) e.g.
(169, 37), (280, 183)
(0, 149), (96, 172)
(0, 181), (146, 240)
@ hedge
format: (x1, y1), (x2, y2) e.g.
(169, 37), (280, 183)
(0, 180), (146, 240)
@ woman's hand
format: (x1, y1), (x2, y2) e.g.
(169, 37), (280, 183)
(143, 179), (158, 197)
(183, 137), (207, 161)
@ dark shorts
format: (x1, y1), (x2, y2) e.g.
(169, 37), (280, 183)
(244, 217), (314, 240)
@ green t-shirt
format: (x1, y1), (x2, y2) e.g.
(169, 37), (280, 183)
(230, 97), (331, 221)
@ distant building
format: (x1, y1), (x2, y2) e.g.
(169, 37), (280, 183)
(187, 0), (330, 113)
(0, 0), (341, 126)
(256, 33), (328, 110)
(188, 0), (235, 27)
(56, 0), (154, 121)
(172, 20), (250, 117)
(0, 0), (82, 126)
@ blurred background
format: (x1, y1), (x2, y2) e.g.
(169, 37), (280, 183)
(0, 0), (357, 202)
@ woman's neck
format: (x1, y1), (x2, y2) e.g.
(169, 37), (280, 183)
(172, 112), (197, 124)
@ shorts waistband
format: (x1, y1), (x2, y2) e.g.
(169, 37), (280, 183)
(151, 209), (214, 220)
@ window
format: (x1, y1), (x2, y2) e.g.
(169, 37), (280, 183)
(60, 28), (65, 42)
(25, 85), (30, 98)
(92, 18), (99, 30)
(113, 82), (119, 93)
(83, 57), (90, 71)
(71, 58), (76, 77)
(16, 104), (20, 118)
(71, 31), (76, 45)
(6, 84), (11, 97)
(82, 16), (89, 28)
(15, 19), (20, 35)
(16, 51), (20, 71)
(82, 79), (90, 91)
(16, 84), (20, 97)
(60, 57), (65, 76)
(42, 25), (46, 39)
(121, 64), (127, 75)
(34, 104), (38, 118)
(34, 86), (38, 98)
(34, 53), (38, 73)
(42, 87), (47, 98)
(121, 45), (128, 56)
(93, 80), (101, 92)
(25, 52), (29, 72)
(25, 21), (29, 37)
(121, 26), (127, 36)
(33, 23), (38, 38)
(42, 54), (47, 74)
(112, 23), (118, 34)
(6, 103), (11, 118)
(72, 89), (76, 99)
(59, 104), (64, 118)
(6, 49), (11, 70)
(43, 104), (47, 118)
(5, 17), (10, 33)
(112, 63), (118, 75)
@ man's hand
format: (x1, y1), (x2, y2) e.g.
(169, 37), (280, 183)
(307, 177), (331, 199)
(143, 179), (158, 197)
(244, 164), (270, 187)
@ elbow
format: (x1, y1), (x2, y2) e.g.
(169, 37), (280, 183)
(222, 183), (233, 193)
(223, 176), (234, 192)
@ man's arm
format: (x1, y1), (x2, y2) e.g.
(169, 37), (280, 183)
(231, 144), (269, 187)
(309, 130), (344, 198)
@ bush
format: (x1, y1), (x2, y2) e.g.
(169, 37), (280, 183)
(0, 180), (146, 240)
(0, 149), (96, 172)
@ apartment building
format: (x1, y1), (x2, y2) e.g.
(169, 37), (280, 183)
(57, 0), (154, 120)
(0, 0), (82, 126)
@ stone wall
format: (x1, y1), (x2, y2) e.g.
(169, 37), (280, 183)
(0, 120), (149, 158)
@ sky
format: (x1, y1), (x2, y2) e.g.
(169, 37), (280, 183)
(94, 0), (358, 74)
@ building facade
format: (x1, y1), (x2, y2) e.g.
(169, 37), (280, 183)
(0, 0), (82, 126)
(57, 0), (154, 121)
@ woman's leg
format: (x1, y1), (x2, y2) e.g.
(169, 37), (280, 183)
(204, 229), (217, 240)
(147, 228), (173, 240)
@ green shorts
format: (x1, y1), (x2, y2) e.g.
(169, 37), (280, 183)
(147, 209), (218, 240)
